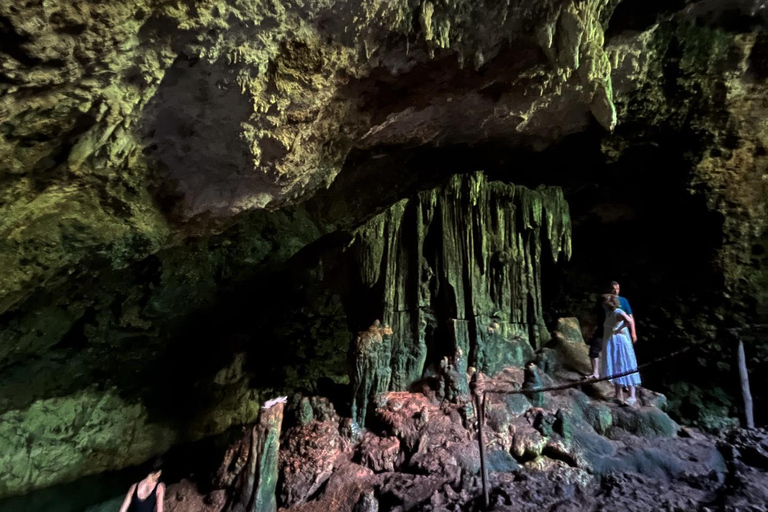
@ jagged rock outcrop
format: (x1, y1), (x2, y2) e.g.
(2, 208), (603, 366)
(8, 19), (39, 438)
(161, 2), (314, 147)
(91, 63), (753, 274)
(222, 398), (285, 512)
(176, 368), (742, 512)
(174, 418), (767, 512)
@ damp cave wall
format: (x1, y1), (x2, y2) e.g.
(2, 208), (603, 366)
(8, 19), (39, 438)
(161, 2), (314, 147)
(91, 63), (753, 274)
(1, 0), (767, 502)
(336, 172), (571, 389)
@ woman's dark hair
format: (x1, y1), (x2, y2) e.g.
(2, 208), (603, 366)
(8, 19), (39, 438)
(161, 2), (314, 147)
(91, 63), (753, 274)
(602, 293), (619, 310)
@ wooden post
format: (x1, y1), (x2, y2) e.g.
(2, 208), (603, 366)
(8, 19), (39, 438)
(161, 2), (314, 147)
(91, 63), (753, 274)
(736, 338), (755, 429)
(475, 393), (490, 510)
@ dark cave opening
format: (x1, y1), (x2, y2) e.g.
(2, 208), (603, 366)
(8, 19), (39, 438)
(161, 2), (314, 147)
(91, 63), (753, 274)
(604, 0), (687, 39)
(300, 127), (745, 425)
(71, 126), (750, 429)
(0, 124), (760, 512)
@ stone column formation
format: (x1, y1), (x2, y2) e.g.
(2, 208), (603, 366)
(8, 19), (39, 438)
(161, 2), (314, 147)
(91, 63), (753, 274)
(349, 172), (571, 395)
(349, 321), (394, 427)
(223, 398), (285, 512)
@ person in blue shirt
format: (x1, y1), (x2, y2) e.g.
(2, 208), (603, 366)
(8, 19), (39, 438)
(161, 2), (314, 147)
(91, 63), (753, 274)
(585, 281), (637, 380)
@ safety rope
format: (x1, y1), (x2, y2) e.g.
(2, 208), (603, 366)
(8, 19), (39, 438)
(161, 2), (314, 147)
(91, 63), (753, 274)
(483, 344), (699, 396)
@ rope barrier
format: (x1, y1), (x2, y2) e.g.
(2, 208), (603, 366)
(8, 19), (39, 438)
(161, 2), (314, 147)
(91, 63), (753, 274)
(484, 344), (699, 396)
(472, 341), (703, 510)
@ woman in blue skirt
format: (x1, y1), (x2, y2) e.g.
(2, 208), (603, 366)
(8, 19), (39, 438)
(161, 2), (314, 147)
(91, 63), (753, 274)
(601, 294), (640, 406)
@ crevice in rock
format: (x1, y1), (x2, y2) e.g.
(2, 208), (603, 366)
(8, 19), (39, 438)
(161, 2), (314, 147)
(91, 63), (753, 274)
(749, 32), (768, 80)
(0, 15), (43, 68)
(604, 0), (687, 39)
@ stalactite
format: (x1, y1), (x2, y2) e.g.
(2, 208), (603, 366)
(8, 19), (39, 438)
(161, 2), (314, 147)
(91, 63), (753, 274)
(347, 172), (571, 398)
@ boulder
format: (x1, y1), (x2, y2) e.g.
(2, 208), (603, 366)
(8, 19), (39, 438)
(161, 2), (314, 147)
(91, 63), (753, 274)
(279, 463), (376, 512)
(609, 406), (680, 439)
(357, 434), (401, 473)
(279, 419), (349, 506)
(550, 317), (592, 376)
(638, 388), (668, 410)
(511, 427), (547, 461)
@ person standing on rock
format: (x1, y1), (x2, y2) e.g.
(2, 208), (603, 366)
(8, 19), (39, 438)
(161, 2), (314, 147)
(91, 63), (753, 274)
(586, 294), (609, 380)
(601, 294), (641, 406)
(588, 280), (637, 379)
(119, 466), (165, 512)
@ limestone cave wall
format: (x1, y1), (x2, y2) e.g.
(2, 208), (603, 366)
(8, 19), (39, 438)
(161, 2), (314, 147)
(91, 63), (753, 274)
(0, 0), (767, 504)
(344, 173), (571, 385)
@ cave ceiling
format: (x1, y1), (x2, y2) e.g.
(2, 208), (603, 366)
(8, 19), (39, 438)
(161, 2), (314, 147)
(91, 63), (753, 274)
(4, 0), (765, 320)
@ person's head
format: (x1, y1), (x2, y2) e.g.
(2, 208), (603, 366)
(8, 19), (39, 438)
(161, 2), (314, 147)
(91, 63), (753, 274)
(603, 293), (619, 310)
(146, 469), (162, 483)
(148, 458), (163, 481)
(611, 281), (620, 295)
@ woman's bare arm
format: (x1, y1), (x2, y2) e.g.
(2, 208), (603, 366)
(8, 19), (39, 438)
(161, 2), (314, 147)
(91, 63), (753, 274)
(119, 484), (135, 512)
(618, 311), (637, 343)
(156, 483), (165, 512)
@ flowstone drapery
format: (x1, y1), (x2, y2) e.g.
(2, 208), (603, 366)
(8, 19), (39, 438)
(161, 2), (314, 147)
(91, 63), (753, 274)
(349, 172), (571, 392)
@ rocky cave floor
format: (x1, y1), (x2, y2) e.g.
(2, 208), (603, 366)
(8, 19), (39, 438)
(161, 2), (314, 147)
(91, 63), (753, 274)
(162, 365), (768, 512)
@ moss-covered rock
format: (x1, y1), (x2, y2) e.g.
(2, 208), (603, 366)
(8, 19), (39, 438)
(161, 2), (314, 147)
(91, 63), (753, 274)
(0, 389), (175, 498)
(609, 407), (680, 439)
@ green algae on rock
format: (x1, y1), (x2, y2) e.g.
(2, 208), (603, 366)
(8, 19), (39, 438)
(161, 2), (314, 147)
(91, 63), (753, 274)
(223, 398), (285, 512)
(0, 389), (175, 499)
(349, 322), (394, 427)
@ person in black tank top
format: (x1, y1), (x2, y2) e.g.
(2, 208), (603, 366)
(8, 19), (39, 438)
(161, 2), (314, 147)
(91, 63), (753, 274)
(119, 469), (165, 512)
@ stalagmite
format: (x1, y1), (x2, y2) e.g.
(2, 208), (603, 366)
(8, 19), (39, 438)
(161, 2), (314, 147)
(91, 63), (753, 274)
(223, 397), (286, 512)
(349, 321), (394, 427)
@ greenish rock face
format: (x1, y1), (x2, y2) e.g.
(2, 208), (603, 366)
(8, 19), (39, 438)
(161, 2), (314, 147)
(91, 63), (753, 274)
(252, 404), (283, 512)
(502, 394), (533, 417)
(0, 0), (767, 501)
(346, 173), (569, 424)
(349, 323), (394, 426)
(0, 207), (317, 499)
(297, 397), (314, 427)
(348, 172), (571, 387)
(0, 390), (176, 498)
(609, 407), (680, 439)
(479, 327), (537, 376)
